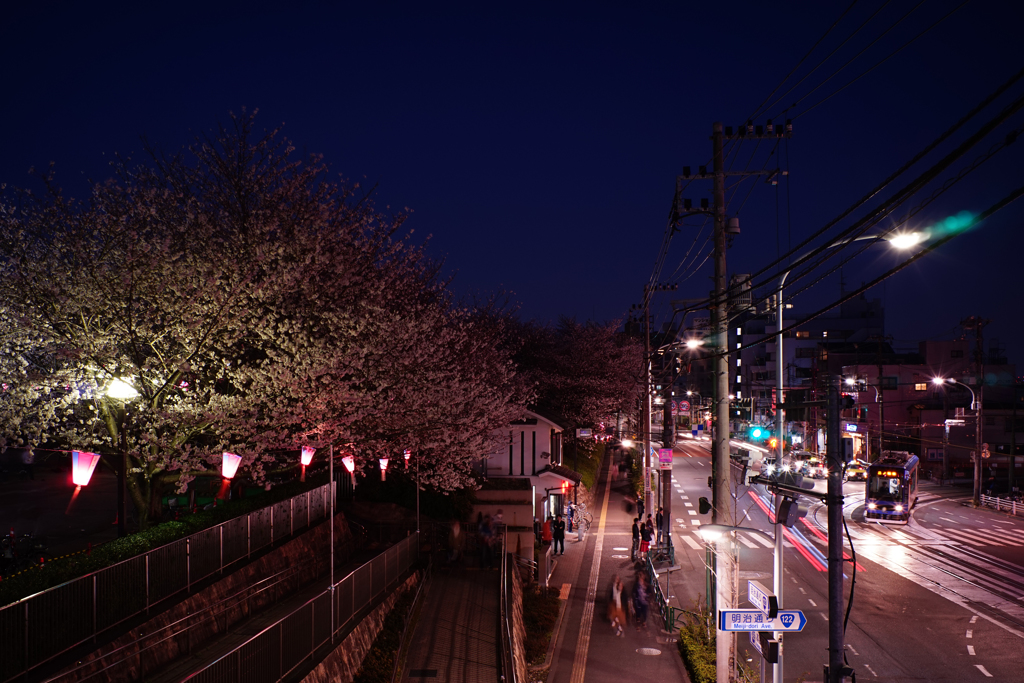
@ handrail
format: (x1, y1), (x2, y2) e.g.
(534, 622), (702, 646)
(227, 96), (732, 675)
(980, 493), (1021, 516)
(498, 527), (518, 683)
(643, 554), (677, 631)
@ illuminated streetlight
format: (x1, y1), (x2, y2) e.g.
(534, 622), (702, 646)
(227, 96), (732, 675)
(106, 378), (139, 537)
(932, 376), (983, 505)
(106, 378), (139, 400)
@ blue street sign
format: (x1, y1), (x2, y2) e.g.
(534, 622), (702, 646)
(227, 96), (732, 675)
(748, 580), (779, 619)
(719, 609), (806, 632)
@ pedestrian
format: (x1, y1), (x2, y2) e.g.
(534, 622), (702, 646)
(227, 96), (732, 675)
(608, 575), (626, 636)
(656, 507), (665, 545)
(534, 516), (541, 542)
(630, 517), (640, 561)
(479, 514), (495, 569)
(639, 518), (652, 558)
(633, 573), (650, 631)
(637, 496), (645, 520)
(447, 520), (463, 564)
(542, 516), (553, 549)
(553, 514), (566, 555)
(567, 501), (575, 533)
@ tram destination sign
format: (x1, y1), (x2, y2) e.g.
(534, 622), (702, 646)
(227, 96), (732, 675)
(719, 609), (806, 632)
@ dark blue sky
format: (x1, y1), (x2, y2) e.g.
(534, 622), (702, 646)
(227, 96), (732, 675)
(3, 1), (1022, 363)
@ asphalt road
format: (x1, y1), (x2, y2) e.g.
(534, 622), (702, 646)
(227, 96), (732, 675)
(660, 436), (1024, 682)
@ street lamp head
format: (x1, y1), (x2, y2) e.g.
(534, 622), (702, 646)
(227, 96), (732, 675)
(696, 525), (727, 542)
(932, 377), (948, 386)
(106, 378), (139, 400)
(888, 231), (923, 249)
(686, 390), (694, 396)
(844, 377), (856, 386)
(685, 339), (704, 349)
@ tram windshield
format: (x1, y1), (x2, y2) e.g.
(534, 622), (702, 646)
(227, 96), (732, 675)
(868, 471), (903, 501)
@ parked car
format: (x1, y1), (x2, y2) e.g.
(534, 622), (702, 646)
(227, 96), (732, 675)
(808, 457), (828, 479)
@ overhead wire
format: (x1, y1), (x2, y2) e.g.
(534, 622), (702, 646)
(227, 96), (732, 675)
(772, 0), (928, 117)
(793, 0), (972, 120)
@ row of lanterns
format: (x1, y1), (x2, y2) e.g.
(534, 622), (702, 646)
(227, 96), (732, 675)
(71, 446), (414, 489)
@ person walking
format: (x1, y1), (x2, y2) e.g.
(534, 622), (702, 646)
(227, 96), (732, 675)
(553, 514), (566, 555)
(479, 514), (495, 569)
(566, 501), (575, 533)
(608, 575), (626, 636)
(630, 517), (640, 561)
(633, 573), (650, 631)
(656, 507), (665, 545)
(636, 496), (645, 521)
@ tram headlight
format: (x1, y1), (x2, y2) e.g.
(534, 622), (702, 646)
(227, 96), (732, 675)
(867, 503), (877, 510)
(895, 504), (904, 512)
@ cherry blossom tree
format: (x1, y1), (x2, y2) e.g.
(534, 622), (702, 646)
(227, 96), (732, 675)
(0, 111), (525, 527)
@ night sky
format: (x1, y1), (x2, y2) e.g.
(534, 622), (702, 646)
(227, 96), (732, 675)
(3, 2), (1022, 363)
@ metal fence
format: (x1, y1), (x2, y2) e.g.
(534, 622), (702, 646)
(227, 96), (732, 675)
(980, 493), (1022, 516)
(498, 532), (518, 683)
(185, 532), (420, 683)
(0, 482), (334, 683)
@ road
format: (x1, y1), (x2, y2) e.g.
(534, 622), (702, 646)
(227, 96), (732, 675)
(660, 437), (1024, 681)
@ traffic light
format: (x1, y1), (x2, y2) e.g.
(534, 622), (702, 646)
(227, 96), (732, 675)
(768, 437), (778, 450)
(698, 497), (711, 514)
(777, 497), (807, 528)
(750, 426), (765, 440)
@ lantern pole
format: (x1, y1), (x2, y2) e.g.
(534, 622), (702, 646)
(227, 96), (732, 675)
(329, 444), (335, 642)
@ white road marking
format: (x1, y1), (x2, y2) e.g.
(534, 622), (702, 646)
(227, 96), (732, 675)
(808, 599), (817, 607)
(680, 534), (703, 550)
(864, 664), (878, 677)
(966, 629), (973, 638)
(683, 502), (693, 507)
(967, 645), (976, 655)
(970, 616), (978, 624)
(798, 587), (807, 594)
(691, 520), (701, 526)
(976, 665), (993, 677)
(688, 510), (697, 515)
(847, 644), (859, 656)
(750, 534), (775, 549)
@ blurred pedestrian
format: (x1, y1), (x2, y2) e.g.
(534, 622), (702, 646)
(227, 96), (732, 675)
(656, 507), (665, 545)
(608, 575), (626, 636)
(447, 520), (463, 564)
(639, 519), (652, 558)
(479, 514), (495, 569)
(542, 516), (553, 548)
(633, 573), (650, 631)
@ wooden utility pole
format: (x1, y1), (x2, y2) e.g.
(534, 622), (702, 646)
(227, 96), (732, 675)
(962, 316), (989, 506)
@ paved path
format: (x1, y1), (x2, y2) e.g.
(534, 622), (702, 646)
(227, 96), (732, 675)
(401, 567), (499, 683)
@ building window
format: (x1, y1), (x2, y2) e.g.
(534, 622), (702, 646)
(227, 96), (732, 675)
(736, 327), (742, 335)
(914, 383), (927, 391)
(823, 331), (828, 338)
(736, 375), (742, 383)
(951, 350), (964, 358)
(881, 376), (898, 391)
(796, 347), (816, 358)
(736, 358), (742, 366)
(736, 342), (742, 349)
(736, 391), (742, 399)
(796, 331), (810, 339)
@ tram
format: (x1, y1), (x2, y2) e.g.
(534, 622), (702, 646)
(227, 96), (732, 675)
(864, 451), (919, 523)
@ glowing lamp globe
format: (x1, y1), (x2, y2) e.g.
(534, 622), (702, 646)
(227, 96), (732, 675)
(222, 452), (242, 479)
(72, 451), (101, 487)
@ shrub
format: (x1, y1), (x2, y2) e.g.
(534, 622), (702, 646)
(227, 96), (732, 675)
(353, 590), (415, 683)
(523, 586), (562, 665)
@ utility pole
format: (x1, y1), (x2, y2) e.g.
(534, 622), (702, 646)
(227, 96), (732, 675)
(711, 121), (737, 683)
(674, 119), (791, 682)
(644, 296), (653, 518)
(825, 379), (850, 683)
(942, 389), (950, 483)
(962, 316), (989, 506)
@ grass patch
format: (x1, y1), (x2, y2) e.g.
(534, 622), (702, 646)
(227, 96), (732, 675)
(353, 589), (416, 683)
(677, 598), (759, 683)
(566, 441), (605, 491)
(523, 586), (562, 665)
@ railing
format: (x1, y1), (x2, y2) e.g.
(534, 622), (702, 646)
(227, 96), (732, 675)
(498, 530), (518, 683)
(184, 532), (419, 683)
(643, 554), (677, 631)
(980, 493), (1022, 516)
(0, 482), (334, 683)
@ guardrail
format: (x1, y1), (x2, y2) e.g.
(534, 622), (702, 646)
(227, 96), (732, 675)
(498, 529), (518, 683)
(0, 482), (334, 683)
(184, 532), (419, 683)
(980, 493), (1022, 516)
(643, 554), (677, 631)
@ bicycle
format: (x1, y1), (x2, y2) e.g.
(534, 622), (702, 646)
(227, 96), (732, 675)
(571, 506), (592, 531)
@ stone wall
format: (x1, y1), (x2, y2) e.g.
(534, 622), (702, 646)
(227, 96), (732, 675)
(301, 571), (420, 683)
(51, 513), (355, 682)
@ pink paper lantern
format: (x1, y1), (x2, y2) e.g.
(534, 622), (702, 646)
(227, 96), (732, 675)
(301, 446), (315, 466)
(341, 455), (356, 473)
(379, 457), (389, 481)
(222, 452), (242, 479)
(403, 449), (411, 467)
(72, 451), (101, 487)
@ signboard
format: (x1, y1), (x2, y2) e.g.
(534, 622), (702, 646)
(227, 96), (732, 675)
(576, 428), (592, 438)
(678, 400), (690, 413)
(844, 423), (858, 433)
(719, 609), (806, 632)
(750, 632), (780, 664)
(659, 448), (674, 464)
(747, 580), (779, 619)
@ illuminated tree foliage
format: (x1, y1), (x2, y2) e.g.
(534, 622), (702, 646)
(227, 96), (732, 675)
(511, 317), (642, 433)
(0, 112), (525, 527)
